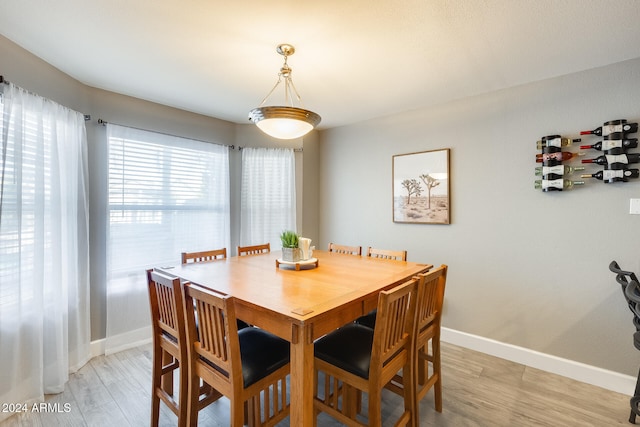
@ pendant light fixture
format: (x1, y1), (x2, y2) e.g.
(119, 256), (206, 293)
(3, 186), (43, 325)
(248, 44), (321, 140)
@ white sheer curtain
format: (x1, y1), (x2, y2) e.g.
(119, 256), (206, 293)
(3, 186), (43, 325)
(105, 124), (230, 354)
(0, 83), (90, 421)
(240, 147), (296, 250)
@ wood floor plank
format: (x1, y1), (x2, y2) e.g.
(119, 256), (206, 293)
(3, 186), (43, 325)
(80, 400), (130, 427)
(66, 361), (115, 415)
(0, 342), (633, 426)
(106, 346), (180, 426)
(36, 390), (86, 427)
(91, 354), (154, 427)
(0, 411), (44, 427)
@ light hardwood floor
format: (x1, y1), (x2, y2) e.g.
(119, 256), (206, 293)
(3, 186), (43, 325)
(0, 342), (632, 426)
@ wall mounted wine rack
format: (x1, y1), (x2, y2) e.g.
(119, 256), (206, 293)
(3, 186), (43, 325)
(535, 119), (639, 191)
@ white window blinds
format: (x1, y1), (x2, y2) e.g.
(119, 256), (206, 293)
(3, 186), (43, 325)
(105, 124), (230, 353)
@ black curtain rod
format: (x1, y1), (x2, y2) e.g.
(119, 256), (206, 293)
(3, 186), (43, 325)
(97, 118), (235, 150)
(238, 146), (303, 152)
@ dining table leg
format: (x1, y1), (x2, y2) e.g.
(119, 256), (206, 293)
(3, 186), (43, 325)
(290, 322), (315, 427)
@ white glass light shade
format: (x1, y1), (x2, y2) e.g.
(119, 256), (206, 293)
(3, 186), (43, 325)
(249, 106), (321, 140)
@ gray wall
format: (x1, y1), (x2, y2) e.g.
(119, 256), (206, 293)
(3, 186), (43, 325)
(0, 34), (319, 342)
(319, 57), (640, 376)
(5, 30), (640, 377)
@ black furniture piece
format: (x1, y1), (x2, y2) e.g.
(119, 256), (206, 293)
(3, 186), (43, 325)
(609, 260), (640, 424)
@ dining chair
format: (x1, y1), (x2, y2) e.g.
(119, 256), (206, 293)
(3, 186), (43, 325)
(237, 243), (271, 256)
(385, 265), (448, 418)
(328, 242), (362, 256)
(354, 248), (409, 329)
(182, 248), (250, 330)
(609, 260), (640, 423)
(181, 248), (227, 264)
(366, 246), (407, 261)
(356, 246), (407, 329)
(146, 269), (220, 427)
(313, 277), (418, 427)
(182, 281), (290, 426)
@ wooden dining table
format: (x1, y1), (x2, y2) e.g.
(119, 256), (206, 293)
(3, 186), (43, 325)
(157, 249), (432, 426)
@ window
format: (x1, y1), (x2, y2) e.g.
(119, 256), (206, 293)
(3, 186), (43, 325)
(105, 124), (229, 352)
(240, 147), (296, 249)
(0, 95), (47, 307)
(0, 90), (89, 310)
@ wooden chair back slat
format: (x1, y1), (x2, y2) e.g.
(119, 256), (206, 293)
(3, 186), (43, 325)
(416, 265), (448, 333)
(181, 248), (227, 264)
(157, 285), (178, 333)
(328, 243), (362, 256)
(185, 284), (237, 378)
(237, 243), (271, 256)
(148, 269), (183, 345)
(372, 278), (416, 369)
(367, 246), (407, 261)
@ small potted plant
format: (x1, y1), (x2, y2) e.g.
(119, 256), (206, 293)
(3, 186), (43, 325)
(280, 230), (301, 262)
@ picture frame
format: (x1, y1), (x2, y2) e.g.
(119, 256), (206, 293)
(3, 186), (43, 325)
(392, 148), (450, 224)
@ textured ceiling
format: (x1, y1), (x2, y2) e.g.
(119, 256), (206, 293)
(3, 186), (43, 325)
(2, 0), (640, 130)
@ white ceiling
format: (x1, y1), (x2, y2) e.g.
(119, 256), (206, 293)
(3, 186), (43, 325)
(2, 0), (640, 130)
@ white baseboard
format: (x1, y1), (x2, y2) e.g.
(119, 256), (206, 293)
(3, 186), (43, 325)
(90, 338), (105, 359)
(90, 326), (152, 358)
(442, 327), (636, 395)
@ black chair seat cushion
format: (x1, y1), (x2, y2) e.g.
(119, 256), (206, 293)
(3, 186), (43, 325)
(237, 319), (251, 330)
(354, 310), (377, 329)
(315, 323), (373, 379)
(161, 331), (178, 343)
(238, 327), (290, 388)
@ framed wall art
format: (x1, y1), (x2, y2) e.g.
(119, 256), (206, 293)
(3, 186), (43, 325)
(392, 148), (450, 224)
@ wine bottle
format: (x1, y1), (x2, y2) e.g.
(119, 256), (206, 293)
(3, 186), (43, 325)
(536, 135), (581, 149)
(534, 179), (585, 191)
(580, 169), (640, 183)
(541, 145), (561, 154)
(580, 119), (638, 137)
(581, 153), (640, 168)
(535, 151), (585, 163)
(579, 136), (638, 153)
(535, 165), (585, 179)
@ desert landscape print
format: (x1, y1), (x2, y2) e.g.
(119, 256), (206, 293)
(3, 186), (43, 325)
(393, 148), (450, 224)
